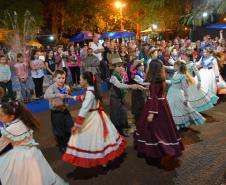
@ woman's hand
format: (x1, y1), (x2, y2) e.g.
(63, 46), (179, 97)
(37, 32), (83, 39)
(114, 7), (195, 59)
(147, 113), (154, 122)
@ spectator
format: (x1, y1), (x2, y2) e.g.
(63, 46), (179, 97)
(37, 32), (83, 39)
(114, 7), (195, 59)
(0, 55), (14, 102)
(30, 51), (45, 98)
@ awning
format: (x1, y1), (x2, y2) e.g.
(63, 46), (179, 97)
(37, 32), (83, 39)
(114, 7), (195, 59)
(99, 31), (136, 39)
(206, 24), (226, 29)
(68, 31), (93, 42)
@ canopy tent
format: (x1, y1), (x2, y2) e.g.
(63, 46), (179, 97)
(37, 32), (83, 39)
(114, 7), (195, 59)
(99, 31), (136, 40)
(206, 24), (226, 29)
(27, 41), (42, 47)
(68, 31), (93, 42)
(141, 27), (153, 33)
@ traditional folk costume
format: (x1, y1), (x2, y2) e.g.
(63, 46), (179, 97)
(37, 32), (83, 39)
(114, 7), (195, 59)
(63, 86), (126, 168)
(186, 61), (218, 112)
(197, 56), (220, 95)
(44, 83), (74, 152)
(109, 70), (129, 134)
(166, 72), (206, 130)
(131, 59), (149, 124)
(134, 82), (184, 158)
(0, 119), (68, 185)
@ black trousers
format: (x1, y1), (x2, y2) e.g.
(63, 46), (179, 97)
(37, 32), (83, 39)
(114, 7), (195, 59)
(51, 109), (74, 149)
(0, 80), (14, 102)
(32, 77), (44, 98)
(69, 66), (80, 84)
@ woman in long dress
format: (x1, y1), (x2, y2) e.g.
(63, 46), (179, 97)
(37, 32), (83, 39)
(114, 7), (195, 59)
(181, 49), (218, 112)
(0, 101), (68, 185)
(134, 59), (184, 169)
(63, 71), (126, 168)
(197, 47), (220, 95)
(166, 60), (206, 130)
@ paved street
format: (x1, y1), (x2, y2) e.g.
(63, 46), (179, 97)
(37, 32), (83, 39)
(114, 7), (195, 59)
(34, 94), (226, 185)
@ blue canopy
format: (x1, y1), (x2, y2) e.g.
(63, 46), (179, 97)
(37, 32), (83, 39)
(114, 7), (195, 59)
(69, 32), (84, 42)
(206, 24), (226, 29)
(68, 31), (93, 42)
(99, 31), (136, 40)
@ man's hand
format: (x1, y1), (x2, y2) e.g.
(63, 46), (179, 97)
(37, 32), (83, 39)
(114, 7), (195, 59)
(71, 125), (81, 135)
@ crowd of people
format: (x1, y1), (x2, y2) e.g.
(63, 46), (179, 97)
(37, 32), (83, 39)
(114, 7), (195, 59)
(0, 31), (226, 184)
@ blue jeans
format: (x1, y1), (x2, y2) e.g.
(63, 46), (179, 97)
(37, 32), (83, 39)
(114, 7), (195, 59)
(19, 79), (31, 99)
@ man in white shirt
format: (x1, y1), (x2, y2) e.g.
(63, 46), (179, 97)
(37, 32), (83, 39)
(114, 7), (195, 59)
(90, 34), (104, 61)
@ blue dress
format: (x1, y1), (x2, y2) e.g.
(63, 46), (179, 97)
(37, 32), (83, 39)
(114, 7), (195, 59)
(167, 72), (206, 130)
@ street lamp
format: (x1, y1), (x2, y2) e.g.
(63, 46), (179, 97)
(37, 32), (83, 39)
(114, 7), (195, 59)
(202, 12), (208, 18)
(49, 35), (54, 41)
(152, 24), (158, 31)
(115, 1), (126, 31)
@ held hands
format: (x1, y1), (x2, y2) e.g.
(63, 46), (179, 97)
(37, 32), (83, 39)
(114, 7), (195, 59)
(147, 113), (154, 122)
(71, 124), (81, 135)
(60, 94), (71, 99)
(130, 84), (148, 91)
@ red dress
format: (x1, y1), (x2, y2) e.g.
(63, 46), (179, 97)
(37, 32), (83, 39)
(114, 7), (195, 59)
(134, 82), (184, 158)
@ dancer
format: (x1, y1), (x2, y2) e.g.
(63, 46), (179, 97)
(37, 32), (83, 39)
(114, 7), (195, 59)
(44, 69), (74, 153)
(109, 57), (145, 137)
(0, 101), (68, 185)
(167, 60), (206, 130)
(134, 59), (184, 170)
(131, 59), (149, 124)
(197, 47), (220, 95)
(63, 71), (126, 168)
(181, 50), (218, 112)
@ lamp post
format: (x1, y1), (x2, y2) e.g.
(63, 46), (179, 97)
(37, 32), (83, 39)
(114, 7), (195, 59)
(115, 1), (126, 31)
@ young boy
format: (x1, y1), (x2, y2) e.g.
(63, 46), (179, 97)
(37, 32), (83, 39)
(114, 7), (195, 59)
(44, 69), (74, 153)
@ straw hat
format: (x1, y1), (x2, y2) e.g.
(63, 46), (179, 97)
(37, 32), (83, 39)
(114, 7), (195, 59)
(111, 57), (124, 65)
(149, 47), (159, 55)
(133, 58), (144, 69)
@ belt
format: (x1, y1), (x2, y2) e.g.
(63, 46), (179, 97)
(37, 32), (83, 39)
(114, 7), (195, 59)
(148, 97), (165, 100)
(89, 107), (108, 139)
(200, 67), (212, 70)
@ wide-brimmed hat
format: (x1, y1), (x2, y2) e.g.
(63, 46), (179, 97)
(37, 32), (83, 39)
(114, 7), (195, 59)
(133, 58), (144, 68)
(149, 47), (159, 55)
(111, 57), (124, 65)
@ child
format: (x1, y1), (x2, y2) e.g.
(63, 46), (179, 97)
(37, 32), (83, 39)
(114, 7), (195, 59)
(109, 57), (144, 137)
(197, 47), (220, 95)
(131, 59), (149, 124)
(182, 50), (218, 112)
(0, 101), (68, 185)
(45, 50), (56, 85)
(63, 71), (126, 168)
(14, 53), (31, 102)
(0, 55), (14, 102)
(134, 59), (184, 170)
(30, 51), (45, 98)
(44, 69), (74, 153)
(166, 60), (206, 130)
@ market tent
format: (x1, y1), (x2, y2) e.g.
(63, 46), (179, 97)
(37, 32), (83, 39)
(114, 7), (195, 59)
(206, 24), (226, 29)
(27, 41), (42, 47)
(99, 31), (136, 39)
(68, 31), (93, 42)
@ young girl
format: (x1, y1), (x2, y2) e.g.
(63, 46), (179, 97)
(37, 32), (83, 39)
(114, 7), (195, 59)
(182, 50), (218, 112)
(197, 47), (220, 95)
(0, 101), (68, 185)
(134, 59), (184, 170)
(14, 53), (31, 102)
(63, 71), (126, 168)
(109, 57), (144, 137)
(30, 51), (45, 98)
(0, 55), (14, 102)
(67, 45), (81, 88)
(45, 50), (56, 85)
(166, 60), (206, 130)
